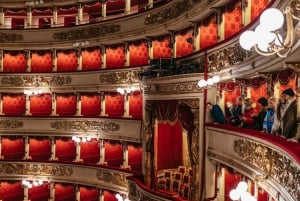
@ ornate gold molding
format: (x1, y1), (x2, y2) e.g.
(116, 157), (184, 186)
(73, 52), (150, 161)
(1, 75), (72, 87)
(96, 169), (127, 187)
(0, 163), (73, 177)
(53, 24), (120, 41)
(50, 120), (120, 132)
(0, 120), (23, 129)
(0, 32), (23, 42)
(234, 139), (300, 200)
(99, 70), (139, 84)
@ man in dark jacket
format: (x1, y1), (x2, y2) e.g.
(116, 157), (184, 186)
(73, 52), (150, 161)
(206, 102), (227, 124)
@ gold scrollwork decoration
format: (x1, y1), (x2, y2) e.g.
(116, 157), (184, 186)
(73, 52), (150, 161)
(96, 170), (127, 187)
(0, 32), (23, 42)
(144, 81), (200, 95)
(0, 120), (23, 129)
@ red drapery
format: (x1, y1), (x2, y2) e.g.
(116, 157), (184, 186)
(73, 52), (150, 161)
(3, 51), (27, 72)
(129, 40), (149, 66)
(28, 183), (50, 201)
(56, 94), (77, 116)
(105, 93), (124, 117)
(128, 143), (142, 173)
(129, 91), (143, 118)
(175, 29), (194, 58)
(103, 190), (117, 201)
(54, 184), (76, 201)
(0, 182), (23, 201)
(80, 139), (100, 163)
(2, 137), (25, 160)
(57, 50), (78, 72)
(152, 35), (172, 59)
(29, 94), (52, 116)
(224, 168), (241, 201)
(82, 48), (102, 70)
(199, 15), (218, 49)
(224, 0), (242, 39)
(31, 51), (53, 72)
(81, 93), (101, 116)
(80, 186), (99, 201)
(104, 141), (123, 167)
(29, 138), (51, 161)
(2, 93), (26, 116)
(105, 45), (125, 68)
(55, 138), (76, 162)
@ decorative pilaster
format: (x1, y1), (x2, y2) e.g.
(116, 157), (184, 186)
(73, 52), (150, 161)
(53, 49), (57, 72)
(123, 94), (130, 117)
(50, 137), (58, 161)
(24, 185), (29, 200)
(77, 49), (82, 71)
(148, 0), (153, 9)
(100, 93), (105, 116)
(125, 0), (131, 15)
(24, 136), (32, 160)
(74, 141), (82, 162)
(26, 50), (31, 72)
(26, 7), (32, 28)
(0, 136), (3, 159)
(101, 1), (107, 19)
(76, 185), (80, 201)
(78, 3), (83, 25)
(0, 93), (3, 115)
(122, 142), (129, 169)
(98, 139), (106, 165)
(0, 8), (4, 28)
(0, 49), (3, 72)
(52, 92), (57, 116)
(25, 94), (31, 116)
(50, 182), (55, 201)
(53, 6), (57, 26)
(76, 93), (82, 116)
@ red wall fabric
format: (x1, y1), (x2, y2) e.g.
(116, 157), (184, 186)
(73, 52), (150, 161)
(129, 41), (149, 66)
(56, 94), (77, 116)
(31, 52), (53, 72)
(104, 141), (123, 167)
(128, 144), (142, 173)
(251, 0), (269, 20)
(152, 36), (172, 59)
(129, 91), (143, 118)
(81, 94), (101, 116)
(80, 186), (99, 201)
(250, 83), (267, 111)
(2, 93), (26, 116)
(156, 119), (183, 170)
(0, 182), (23, 201)
(103, 190), (117, 201)
(224, 168), (241, 201)
(175, 30), (193, 58)
(57, 51), (78, 72)
(105, 45), (125, 68)
(3, 51), (27, 72)
(54, 184), (76, 201)
(106, 0), (125, 15)
(55, 138), (76, 162)
(80, 139), (100, 163)
(82, 48), (102, 70)
(199, 16), (218, 49)
(2, 137), (25, 160)
(105, 93), (124, 117)
(29, 138), (51, 161)
(28, 183), (50, 201)
(29, 94), (52, 116)
(224, 1), (242, 39)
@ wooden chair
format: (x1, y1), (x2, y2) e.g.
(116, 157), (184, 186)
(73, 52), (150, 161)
(158, 170), (172, 189)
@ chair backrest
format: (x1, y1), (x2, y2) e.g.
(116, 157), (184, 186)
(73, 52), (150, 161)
(164, 170), (172, 178)
(178, 166), (186, 175)
(183, 174), (190, 184)
(174, 172), (182, 181)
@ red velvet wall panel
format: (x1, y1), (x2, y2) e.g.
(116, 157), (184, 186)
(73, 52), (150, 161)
(29, 138), (51, 161)
(128, 144), (142, 173)
(104, 141), (123, 167)
(31, 51), (53, 72)
(80, 186), (99, 201)
(106, 0), (125, 15)
(175, 30), (193, 58)
(11, 18), (25, 29)
(2, 93), (26, 116)
(250, 83), (267, 111)
(105, 93), (124, 117)
(251, 0), (269, 20)
(28, 183), (50, 201)
(224, 168), (241, 201)
(82, 48), (102, 71)
(0, 182), (23, 201)
(29, 94), (52, 116)
(4, 10), (26, 17)
(224, 1), (242, 39)
(129, 91), (142, 118)
(2, 137), (25, 160)
(129, 41), (148, 66)
(56, 94), (77, 116)
(105, 45), (125, 68)
(199, 16), (218, 49)
(55, 138), (76, 162)
(57, 51), (78, 72)
(81, 94), (101, 116)
(54, 184), (76, 201)
(3, 51), (27, 72)
(80, 139), (100, 163)
(152, 36), (172, 59)
(103, 190), (117, 201)
(156, 119), (183, 170)
(32, 9), (52, 28)
(224, 87), (241, 108)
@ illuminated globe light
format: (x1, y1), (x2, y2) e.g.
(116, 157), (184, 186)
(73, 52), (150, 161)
(237, 181), (248, 193)
(212, 75), (220, 83)
(198, 79), (207, 88)
(206, 78), (214, 85)
(260, 8), (284, 31)
(229, 189), (241, 200)
(241, 192), (257, 201)
(239, 30), (257, 50)
(254, 25), (276, 45)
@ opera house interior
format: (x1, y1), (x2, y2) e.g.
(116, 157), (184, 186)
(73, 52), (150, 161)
(0, 0), (299, 200)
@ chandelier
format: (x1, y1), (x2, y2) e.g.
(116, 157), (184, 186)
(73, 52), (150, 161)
(239, 1), (300, 58)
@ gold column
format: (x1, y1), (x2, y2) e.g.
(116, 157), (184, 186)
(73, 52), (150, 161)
(78, 3), (83, 25)
(101, 2), (106, 19)
(51, 92), (57, 116)
(76, 93), (82, 116)
(50, 137), (57, 161)
(23, 136), (31, 160)
(98, 139), (106, 165)
(125, 0), (131, 15)
(26, 7), (32, 28)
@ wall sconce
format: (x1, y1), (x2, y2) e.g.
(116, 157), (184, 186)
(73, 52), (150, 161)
(72, 136), (92, 143)
(229, 181), (256, 201)
(198, 75), (220, 88)
(115, 193), (130, 201)
(117, 86), (136, 95)
(239, 4), (299, 58)
(22, 179), (44, 188)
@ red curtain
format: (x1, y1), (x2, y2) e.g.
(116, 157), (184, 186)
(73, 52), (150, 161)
(55, 138), (76, 162)
(2, 137), (25, 160)
(224, 168), (241, 201)
(56, 94), (77, 116)
(175, 29), (194, 57)
(199, 15), (218, 49)
(104, 141), (123, 167)
(105, 93), (124, 117)
(129, 91), (143, 118)
(57, 50), (78, 72)
(28, 183), (50, 201)
(31, 51), (53, 72)
(129, 41), (148, 66)
(105, 45), (125, 68)
(54, 184), (76, 201)
(83, 2), (102, 22)
(80, 139), (100, 163)
(82, 48), (102, 71)
(80, 186), (99, 201)
(106, 0), (125, 15)
(0, 181), (23, 201)
(32, 8), (53, 28)
(152, 35), (172, 59)
(29, 138), (51, 161)
(156, 119), (183, 170)
(29, 94), (52, 116)
(103, 190), (117, 201)
(128, 144), (142, 173)
(3, 51), (27, 72)
(81, 93), (101, 116)
(224, 0), (242, 39)
(2, 93), (26, 116)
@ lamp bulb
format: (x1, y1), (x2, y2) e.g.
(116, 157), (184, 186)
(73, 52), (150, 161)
(260, 8), (284, 31)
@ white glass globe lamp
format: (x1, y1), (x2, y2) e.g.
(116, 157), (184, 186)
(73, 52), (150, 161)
(229, 189), (240, 200)
(239, 30), (257, 50)
(198, 79), (207, 88)
(260, 8), (284, 31)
